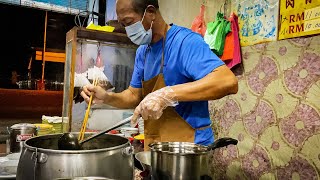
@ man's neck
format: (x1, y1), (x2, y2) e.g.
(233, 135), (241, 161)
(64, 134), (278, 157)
(151, 14), (169, 44)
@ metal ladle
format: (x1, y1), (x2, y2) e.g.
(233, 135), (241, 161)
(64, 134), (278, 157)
(58, 116), (133, 150)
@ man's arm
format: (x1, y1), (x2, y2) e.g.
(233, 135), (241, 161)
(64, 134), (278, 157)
(171, 65), (238, 101)
(81, 85), (142, 109)
(131, 65), (238, 121)
(104, 86), (142, 109)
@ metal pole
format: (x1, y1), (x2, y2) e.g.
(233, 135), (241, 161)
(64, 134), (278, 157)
(41, 11), (48, 89)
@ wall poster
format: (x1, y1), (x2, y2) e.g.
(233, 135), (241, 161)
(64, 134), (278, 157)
(279, 0), (320, 40)
(232, 0), (279, 46)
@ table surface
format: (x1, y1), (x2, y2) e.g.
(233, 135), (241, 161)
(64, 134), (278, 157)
(0, 153), (16, 179)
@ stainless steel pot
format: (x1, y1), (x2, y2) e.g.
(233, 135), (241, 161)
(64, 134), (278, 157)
(149, 138), (238, 180)
(16, 133), (134, 180)
(8, 123), (37, 153)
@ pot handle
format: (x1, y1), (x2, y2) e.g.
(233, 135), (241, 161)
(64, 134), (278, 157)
(122, 146), (134, 156)
(207, 137), (238, 151)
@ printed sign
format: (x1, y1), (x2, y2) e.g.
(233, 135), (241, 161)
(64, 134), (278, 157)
(232, 0), (279, 46)
(279, 0), (320, 40)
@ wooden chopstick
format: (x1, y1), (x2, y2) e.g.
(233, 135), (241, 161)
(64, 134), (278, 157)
(78, 78), (99, 141)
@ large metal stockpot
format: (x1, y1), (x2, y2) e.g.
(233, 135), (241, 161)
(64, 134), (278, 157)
(149, 138), (238, 180)
(16, 133), (134, 180)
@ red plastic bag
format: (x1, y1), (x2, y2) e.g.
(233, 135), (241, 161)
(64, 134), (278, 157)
(191, 5), (206, 37)
(220, 13), (242, 69)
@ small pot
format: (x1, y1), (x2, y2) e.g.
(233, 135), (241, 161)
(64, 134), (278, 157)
(149, 138), (238, 180)
(7, 123), (37, 153)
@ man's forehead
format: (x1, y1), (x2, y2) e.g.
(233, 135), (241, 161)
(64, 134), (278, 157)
(116, 0), (136, 20)
(116, 0), (134, 12)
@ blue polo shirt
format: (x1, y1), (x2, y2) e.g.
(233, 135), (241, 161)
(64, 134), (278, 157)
(130, 24), (225, 145)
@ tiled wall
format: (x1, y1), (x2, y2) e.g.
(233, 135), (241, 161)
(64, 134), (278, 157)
(209, 35), (320, 179)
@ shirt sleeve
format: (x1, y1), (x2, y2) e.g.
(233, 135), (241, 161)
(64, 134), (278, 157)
(180, 33), (225, 81)
(130, 46), (145, 88)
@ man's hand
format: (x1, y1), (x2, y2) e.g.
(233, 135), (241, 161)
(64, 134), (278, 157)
(80, 84), (109, 104)
(131, 87), (178, 124)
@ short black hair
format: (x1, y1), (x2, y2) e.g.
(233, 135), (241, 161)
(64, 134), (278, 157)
(131, 0), (159, 15)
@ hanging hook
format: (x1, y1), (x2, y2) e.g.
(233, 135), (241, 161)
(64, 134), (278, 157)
(224, 0), (227, 16)
(219, 0), (228, 15)
(219, 3), (223, 13)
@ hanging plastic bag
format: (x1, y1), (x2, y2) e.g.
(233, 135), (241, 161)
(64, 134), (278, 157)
(191, 4), (207, 37)
(220, 24), (234, 61)
(204, 12), (231, 56)
(225, 13), (241, 69)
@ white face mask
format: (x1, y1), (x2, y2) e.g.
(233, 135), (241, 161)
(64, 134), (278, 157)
(125, 9), (153, 45)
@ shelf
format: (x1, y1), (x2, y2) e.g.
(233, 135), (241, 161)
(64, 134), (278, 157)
(67, 27), (136, 46)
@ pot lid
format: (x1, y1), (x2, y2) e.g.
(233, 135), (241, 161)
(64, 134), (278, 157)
(10, 123), (36, 130)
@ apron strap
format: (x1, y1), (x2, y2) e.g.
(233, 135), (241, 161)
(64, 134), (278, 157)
(195, 123), (212, 131)
(143, 24), (169, 80)
(160, 24), (168, 73)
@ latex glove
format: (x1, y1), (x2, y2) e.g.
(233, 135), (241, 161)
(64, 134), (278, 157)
(131, 87), (178, 126)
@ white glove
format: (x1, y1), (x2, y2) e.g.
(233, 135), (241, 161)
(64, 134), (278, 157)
(131, 87), (178, 125)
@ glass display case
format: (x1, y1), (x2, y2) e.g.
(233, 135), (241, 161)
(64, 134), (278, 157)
(62, 27), (137, 132)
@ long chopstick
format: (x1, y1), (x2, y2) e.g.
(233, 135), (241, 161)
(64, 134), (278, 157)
(78, 78), (99, 141)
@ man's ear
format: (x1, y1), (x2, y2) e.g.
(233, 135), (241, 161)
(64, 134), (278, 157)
(146, 5), (157, 21)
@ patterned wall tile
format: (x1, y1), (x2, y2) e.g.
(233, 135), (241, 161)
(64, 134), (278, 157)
(266, 40), (301, 71)
(243, 100), (276, 138)
(232, 80), (258, 115)
(259, 126), (294, 167)
(306, 80), (320, 110)
(210, 35), (320, 179)
(264, 79), (299, 119)
(300, 134), (320, 172)
(276, 155), (319, 180)
(279, 103), (320, 148)
(241, 48), (262, 74)
(228, 121), (255, 156)
(213, 99), (241, 134)
(283, 51), (320, 97)
(247, 56), (279, 95)
(308, 36), (320, 51)
(226, 160), (247, 179)
(288, 37), (313, 47)
(241, 145), (272, 179)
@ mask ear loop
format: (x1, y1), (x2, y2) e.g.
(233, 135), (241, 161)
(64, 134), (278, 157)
(142, 9), (147, 22)
(150, 21), (154, 29)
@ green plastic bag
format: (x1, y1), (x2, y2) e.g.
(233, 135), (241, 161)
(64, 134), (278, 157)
(204, 12), (231, 56)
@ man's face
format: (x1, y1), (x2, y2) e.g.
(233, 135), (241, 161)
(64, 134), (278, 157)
(116, 0), (154, 30)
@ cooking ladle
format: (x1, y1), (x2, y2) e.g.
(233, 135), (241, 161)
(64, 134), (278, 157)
(58, 115), (133, 150)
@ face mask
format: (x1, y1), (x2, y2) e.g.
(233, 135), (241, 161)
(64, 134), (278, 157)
(125, 9), (153, 45)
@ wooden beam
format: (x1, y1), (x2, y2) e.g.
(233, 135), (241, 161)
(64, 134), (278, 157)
(35, 51), (65, 63)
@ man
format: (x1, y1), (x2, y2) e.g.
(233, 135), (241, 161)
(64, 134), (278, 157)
(81, 0), (238, 147)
